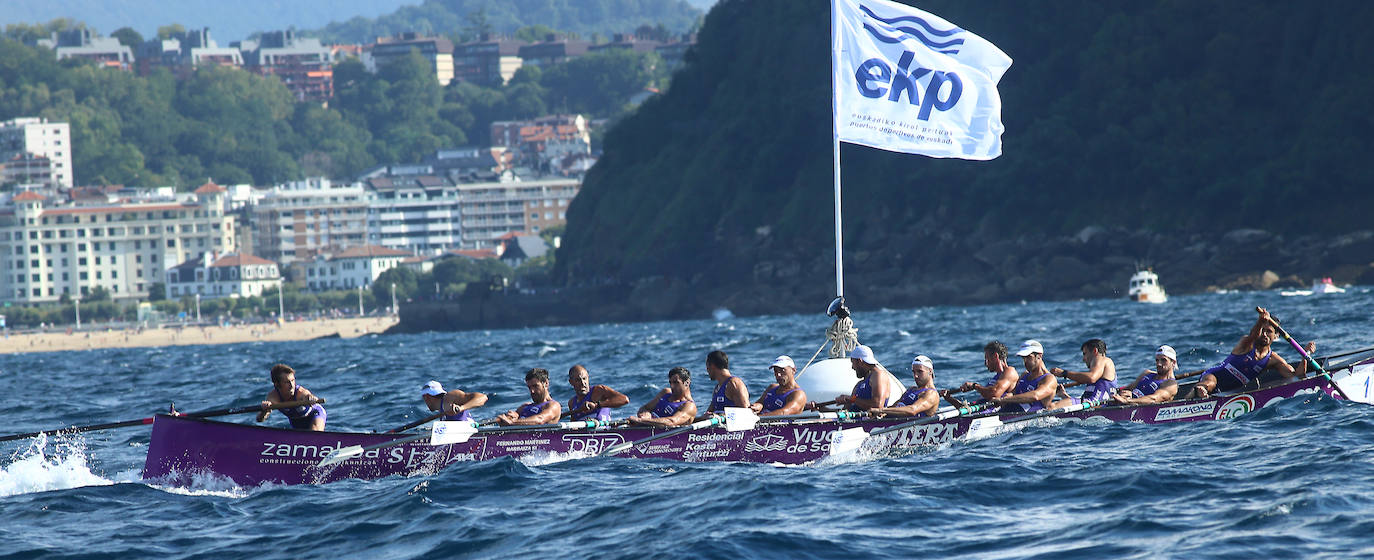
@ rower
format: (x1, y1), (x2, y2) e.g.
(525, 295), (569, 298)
(1048, 338), (1117, 409)
(1185, 307), (1312, 399)
(702, 350), (749, 417)
(750, 356), (808, 416)
(494, 368), (563, 426)
(950, 341), (1020, 406)
(1111, 345), (1180, 405)
(256, 363), (326, 431)
(872, 355), (939, 418)
(987, 340), (1057, 413)
(421, 380), (487, 421)
(566, 364), (629, 421)
(833, 345), (892, 412)
(629, 367), (698, 427)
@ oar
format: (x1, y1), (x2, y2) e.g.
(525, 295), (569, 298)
(0, 398), (326, 443)
(722, 407), (870, 431)
(829, 401), (992, 456)
(1314, 345), (1374, 363)
(320, 417), (617, 467)
(385, 412), (444, 433)
(598, 416), (726, 457)
(1265, 309), (1352, 400)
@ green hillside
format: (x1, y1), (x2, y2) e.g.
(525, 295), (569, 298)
(317, 0), (702, 43)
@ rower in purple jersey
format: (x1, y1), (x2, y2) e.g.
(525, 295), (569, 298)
(421, 380), (487, 421)
(1186, 307), (1312, 399)
(494, 368), (562, 426)
(950, 341), (1020, 407)
(700, 350), (750, 418)
(873, 354), (939, 418)
(566, 364), (629, 421)
(750, 356), (808, 416)
(629, 367), (697, 427)
(833, 345), (892, 412)
(256, 364), (326, 431)
(1048, 338), (1118, 409)
(988, 340), (1058, 413)
(1112, 345), (1181, 405)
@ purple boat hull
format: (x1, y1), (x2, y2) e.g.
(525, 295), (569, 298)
(142, 361), (1374, 486)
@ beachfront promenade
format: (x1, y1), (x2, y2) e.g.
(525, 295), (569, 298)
(0, 316), (398, 355)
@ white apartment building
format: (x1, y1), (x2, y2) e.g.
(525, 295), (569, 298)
(247, 177), (368, 280)
(0, 117), (73, 188)
(302, 244), (411, 291)
(165, 252), (281, 299)
(456, 178), (578, 248)
(365, 177), (462, 255)
(0, 184), (236, 304)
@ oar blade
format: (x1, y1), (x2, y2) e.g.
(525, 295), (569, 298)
(430, 421), (478, 445)
(318, 445), (364, 467)
(723, 407), (758, 432)
(829, 426), (869, 456)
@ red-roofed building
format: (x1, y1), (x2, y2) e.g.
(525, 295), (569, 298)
(303, 244), (412, 291)
(193, 181), (226, 194)
(165, 251), (282, 299)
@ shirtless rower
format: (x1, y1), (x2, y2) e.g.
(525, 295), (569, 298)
(833, 345), (892, 412)
(1111, 345), (1180, 405)
(566, 364), (630, 421)
(629, 367), (697, 427)
(872, 355), (939, 418)
(987, 340), (1058, 413)
(750, 356), (808, 416)
(949, 341), (1020, 406)
(494, 368), (563, 426)
(1048, 338), (1117, 409)
(256, 363), (326, 431)
(1185, 307), (1312, 399)
(702, 350), (750, 417)
(421, 380), (488, 421)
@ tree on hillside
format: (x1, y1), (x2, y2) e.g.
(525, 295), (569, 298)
(110, 27), (143, 47)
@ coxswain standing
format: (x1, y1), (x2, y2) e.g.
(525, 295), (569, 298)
(750, 356), (808, 416)
(629, 367), (698, 427)
(257, 364), (326, 431)
(494, 369), (562, 426)
(1186, 307), (1312, 399)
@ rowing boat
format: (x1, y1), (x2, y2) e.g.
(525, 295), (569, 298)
(140, 355), (1374, 486)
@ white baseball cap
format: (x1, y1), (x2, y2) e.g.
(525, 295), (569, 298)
(1015, 340), (1044, 357)
(770, 355), (795, 370)
(850, 345), (879, 365)
(421, 380), (444, 397)
(1155, 345), (1177, 361)
(911, 355), (933, 370)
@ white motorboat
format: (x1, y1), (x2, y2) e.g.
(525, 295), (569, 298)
(1128, 269), (1168, 303)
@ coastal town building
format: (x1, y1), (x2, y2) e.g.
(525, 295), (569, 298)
(364, 174), (463, 255)
(489, 115), (593, 175)
(494, 232), (550, 268)
(456, 177), (578, 249)
(36, 29), (134, 71)
(164, 252), (281, 299)
(0, 117), (74, 189)
(136, 28), (243, 76)
(454, 34), (526, 85)
(517, 35), (589, 67)
(0, 183), (236, 304)
(238, 30), (334, 102)
(369, 33), (454, 86)
(244, 177), (368, 281)
(302, 244), (411, 291)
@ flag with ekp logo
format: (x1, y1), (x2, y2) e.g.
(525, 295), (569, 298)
(832, 0), (1012, 160)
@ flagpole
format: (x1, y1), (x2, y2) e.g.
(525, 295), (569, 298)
(830, 0), (844, 299)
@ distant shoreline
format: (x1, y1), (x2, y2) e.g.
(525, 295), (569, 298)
(0, 316), (397, 355)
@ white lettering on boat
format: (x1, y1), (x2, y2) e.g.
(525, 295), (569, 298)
(561, 433), (624, 455)
(881, 422), (960, 447)
(1154, 401), (1216, 422)
(260, 441), (382, 461)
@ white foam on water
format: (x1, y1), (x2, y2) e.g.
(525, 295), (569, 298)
(518, 449), (594, 466)
(0, 434), (113, 497)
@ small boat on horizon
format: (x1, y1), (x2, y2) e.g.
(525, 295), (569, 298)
(1281, 277), (1348, 297)
(1128, 269), (1168, 303)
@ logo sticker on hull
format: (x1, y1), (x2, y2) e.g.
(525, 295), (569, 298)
(744, 434), (786, 452)
(1154, 401), (1216, 422)
(1215, 395), (1256, 420)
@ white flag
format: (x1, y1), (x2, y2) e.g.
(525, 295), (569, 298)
(832, 0), (1012, 160)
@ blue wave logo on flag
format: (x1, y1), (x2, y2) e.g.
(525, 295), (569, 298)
(859, 4), (964, 54)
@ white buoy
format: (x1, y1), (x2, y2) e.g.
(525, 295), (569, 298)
(797, 358), (906, 406)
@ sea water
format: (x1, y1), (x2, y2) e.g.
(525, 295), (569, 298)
(3, 289), (1373, 559)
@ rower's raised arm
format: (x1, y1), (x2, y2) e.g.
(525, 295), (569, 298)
(592, 385), (630, 409)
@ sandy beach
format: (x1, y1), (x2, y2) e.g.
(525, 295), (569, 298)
(0, 316), (398, 355)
